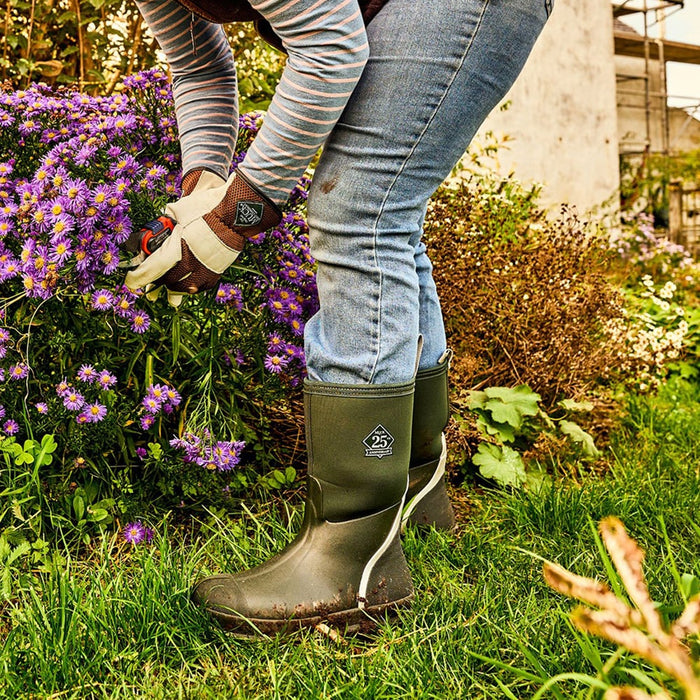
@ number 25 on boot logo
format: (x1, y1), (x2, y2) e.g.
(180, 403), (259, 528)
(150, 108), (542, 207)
(363, 425), (394, 459)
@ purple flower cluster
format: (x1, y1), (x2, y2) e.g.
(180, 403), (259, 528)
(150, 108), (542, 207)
(0, 72), (319, 485)
(0, 72), (182, 298)
(246, 211), (317, 385)
(123, 520), (154, 545)
(90, 284), (151, 334)
(614, 211), (694, 268)
(56, 366), (115, 424)
(170, 432), (245, 472)
(139, 383), (181, 430)
(215, 282), (243, 309)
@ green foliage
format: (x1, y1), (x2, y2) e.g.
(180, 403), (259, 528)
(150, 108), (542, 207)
(259, 465), (297, 490)
(463, 384), (600, 488)
(0, 0), (285, 110)
(620, 150), (700, 219)
(472, 442), (527, 488)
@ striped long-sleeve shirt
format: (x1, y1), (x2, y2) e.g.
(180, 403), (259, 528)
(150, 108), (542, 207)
(135, 0), (369, 205)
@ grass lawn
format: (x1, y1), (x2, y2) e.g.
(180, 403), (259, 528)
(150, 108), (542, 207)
(2, 378), (699, 699)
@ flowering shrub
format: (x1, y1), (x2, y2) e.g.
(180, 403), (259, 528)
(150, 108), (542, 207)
(611, 211), (695, 283)
(0, 70), (315, 528)
(607, 276), (691, 391)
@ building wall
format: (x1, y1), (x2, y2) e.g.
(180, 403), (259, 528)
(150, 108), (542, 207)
(468, 0), (621, 214)
(669, 108), (700, 153)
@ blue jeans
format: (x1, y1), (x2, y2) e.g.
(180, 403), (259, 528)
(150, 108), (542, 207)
(304, 0), (552, 384)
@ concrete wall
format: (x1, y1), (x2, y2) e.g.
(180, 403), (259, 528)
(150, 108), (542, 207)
(468, 0), (621, 215)
(669, 108), (700, 152)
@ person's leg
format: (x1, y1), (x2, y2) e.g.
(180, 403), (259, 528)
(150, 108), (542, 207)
(305, 0), (551, 384)
(304, 0), (551, 531)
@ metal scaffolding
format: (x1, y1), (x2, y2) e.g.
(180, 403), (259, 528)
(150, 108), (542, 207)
(613, 0), (700, 157)
(613, 1), (700, 252)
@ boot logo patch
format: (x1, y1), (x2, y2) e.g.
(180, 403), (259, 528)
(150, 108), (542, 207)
(234, 201), (264, 227)
(363, 424), (394, 459)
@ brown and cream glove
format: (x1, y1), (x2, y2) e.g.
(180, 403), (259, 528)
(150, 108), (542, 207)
(125, 170), (281, 306)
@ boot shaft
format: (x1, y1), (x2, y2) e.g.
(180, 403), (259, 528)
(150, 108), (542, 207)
(410, 350), (451, 468)
(304, 379), (414, 521)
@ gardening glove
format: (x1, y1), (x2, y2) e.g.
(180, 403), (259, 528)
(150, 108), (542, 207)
(125, 170), (281, 307)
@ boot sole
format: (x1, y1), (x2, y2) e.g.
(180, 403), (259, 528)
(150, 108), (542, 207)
(208, 593), (415, 637)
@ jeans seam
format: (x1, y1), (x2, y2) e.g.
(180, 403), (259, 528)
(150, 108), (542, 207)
(366, 0), (491, 382)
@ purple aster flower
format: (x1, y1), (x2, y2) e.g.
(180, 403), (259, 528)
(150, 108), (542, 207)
(144, 527), (154, 544)
(288, 318), (304, 337)
(83, 402), (107, 423)
(147, 384), (168, 403)
(63, 390), (85, 411)
(61, 178), (89, 212)
(164, 386), (181, 407)
(0, 405), (5, 419)
(123, 521), (146, 545)
(0, 219), (13, 237)
(8, 363), (28, 380)
(56, 379), (70, 396)
(35, 402), (48, 414)
(77, 364), (97, 383)
(97, 370), (117, 389)
(207, 440), (244, 472)
(130, 311), (150, 334)
(0, 258), (20, 282)
(49, 234), (72, 264)
(3, 419), (19, 435)
(140, 414), (155, 430)
(100, 243), (120, 275)
(91, 289), (114, 311)
(267, 333), (285, 352)
(114, 295), (133, 318)
(142, 395), (161, 414)
(0, 327), (10, 343)
(136, 447), (147, 460)
(264, 354), (289, 374)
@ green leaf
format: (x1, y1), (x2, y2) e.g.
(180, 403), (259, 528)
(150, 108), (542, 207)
(472, 443), (526, 488)
(558, 398), (594, 413)
(73, 494), (85, 522)
(40, 435), (57, 454)
(171, 314), (181, 365)
(483, 385), (541, 429)
(466, 390), (488, 411)
(681, 573), (700, 601)
(148, 442), (163, 460)
(475, 415), (517, 443)
(559, 420), (600, 458)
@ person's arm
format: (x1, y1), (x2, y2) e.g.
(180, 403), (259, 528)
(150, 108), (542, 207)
(238, 0), (369, 204)
(126, 0), (369, 302)
(135, 0), (238, 181)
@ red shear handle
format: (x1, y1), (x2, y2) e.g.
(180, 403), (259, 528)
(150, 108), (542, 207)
(139, 216), (175, 255)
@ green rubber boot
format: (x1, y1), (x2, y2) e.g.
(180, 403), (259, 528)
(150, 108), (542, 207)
(192, 380), (415, 635)
(402, 350), (456, 530)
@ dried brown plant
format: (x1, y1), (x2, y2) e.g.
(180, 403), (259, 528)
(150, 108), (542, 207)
(543, 517), (700, 700)
(425, 185), (628, 408)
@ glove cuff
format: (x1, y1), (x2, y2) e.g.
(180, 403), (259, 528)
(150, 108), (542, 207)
(182, 168), (227, 196)
(201, 169), (282, 254)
